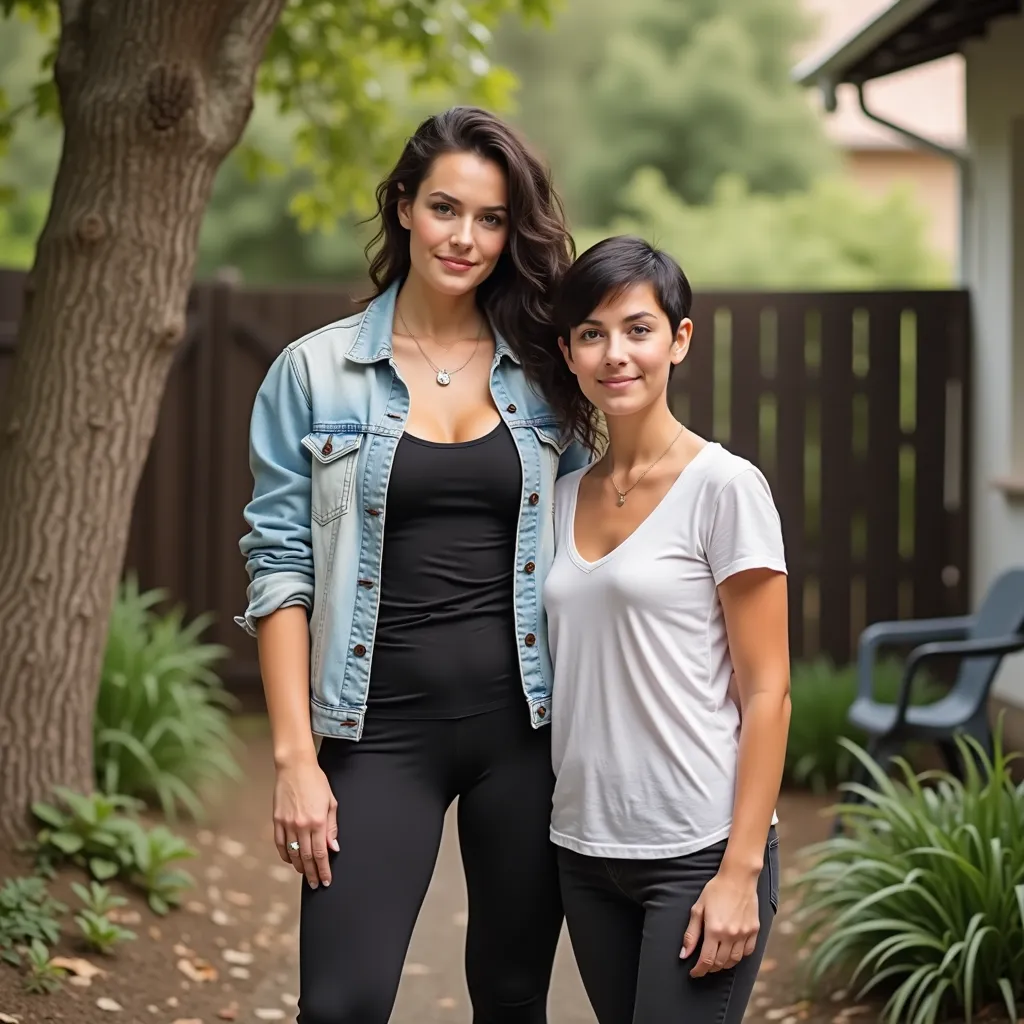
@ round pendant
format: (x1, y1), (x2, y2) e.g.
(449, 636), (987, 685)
(436, 370), (451, 386)
(616, 493), (626, 507)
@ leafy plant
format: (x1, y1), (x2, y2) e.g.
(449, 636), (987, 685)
(129, 826), (197, 916)
(95, 575), (242, 819)
(32, 787), (144, 881)
(71, 880), (136, 955)
(796, 721), (1024, 1024)
(785, 657), (943, 793)
(0, 876), (65, 967)
(23, 939), (65, 994)
(31, 787), (197, 913)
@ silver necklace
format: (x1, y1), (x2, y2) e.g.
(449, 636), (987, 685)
(610, 425), (686, 506)
(397, 309), (483, 387)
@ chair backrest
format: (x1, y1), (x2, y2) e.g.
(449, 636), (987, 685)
(953, 567), (1024, 715)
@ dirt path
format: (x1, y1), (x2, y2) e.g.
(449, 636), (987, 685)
(1, 718), (845, 1023)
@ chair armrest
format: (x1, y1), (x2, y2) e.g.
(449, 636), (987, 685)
(894, 633), (1024, 719)
(856, 616), (974, 700)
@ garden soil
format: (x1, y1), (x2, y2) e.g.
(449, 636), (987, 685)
(0, 717), (1000, 1024)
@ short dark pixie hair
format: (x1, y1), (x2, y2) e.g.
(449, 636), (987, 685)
(555, 235), (692, 341)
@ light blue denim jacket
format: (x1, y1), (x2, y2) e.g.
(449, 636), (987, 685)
(236, 279), (589, 740)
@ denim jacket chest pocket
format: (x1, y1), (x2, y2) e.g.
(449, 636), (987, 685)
(301, 432), (362, 526)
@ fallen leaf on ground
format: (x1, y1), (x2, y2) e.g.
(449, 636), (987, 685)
(830, 990), (848, 1003)
(147, 1006), (159, 1014)
(166, 996), (180, 1007)
(149, 925), (162, 940)
(177, 956), (218, 983)
(205, 866), (225, 882)
(225, 890), (252, 908)
(0, 1013), (20, 1023)
(173, 943), (196, 958)
(51, 957), (106, 981)
(217, 1003), (239, 1021)
(108, 909), (141, 925)
(760, 958), (778, 973)
(170, 1019), (203, 1024)
(69, 976), (93, 988)
(228, 967), (250, 980)
(778, 920), (796, 935)
(223, 949), (254, 966)
(211, 909), (231, 927)
(835, 1008), (871, 1019)
(218, 837), (247, 859)
(185, 901), (207, 914)
(403, 962), (431, 976)
(254, 932), (273, 949)
(254, 1010), (285, 1021)
(96, 997), (123, 1012)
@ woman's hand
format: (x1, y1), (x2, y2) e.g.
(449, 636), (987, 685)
(680, 868), (760, 977)
(273, 755), (339, 889)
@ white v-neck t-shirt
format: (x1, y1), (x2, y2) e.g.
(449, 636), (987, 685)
(543, 442), (787, 859)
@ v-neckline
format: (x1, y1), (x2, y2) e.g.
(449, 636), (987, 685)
(568, 442), (716, 572)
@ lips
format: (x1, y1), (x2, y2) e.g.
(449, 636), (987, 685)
(599, 376), (640, 387)
(437, 256), (475, 270)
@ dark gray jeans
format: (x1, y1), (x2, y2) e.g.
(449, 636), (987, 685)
(558, 829), (779, 1024)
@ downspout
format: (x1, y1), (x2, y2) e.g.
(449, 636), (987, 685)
(855, 82), (970, 283)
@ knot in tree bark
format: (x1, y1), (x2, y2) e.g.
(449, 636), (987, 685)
(145, 65), (196, 132)
(77, 213), (106, 244)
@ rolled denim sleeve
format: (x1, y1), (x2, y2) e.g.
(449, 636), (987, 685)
(234, 347), (314, 638)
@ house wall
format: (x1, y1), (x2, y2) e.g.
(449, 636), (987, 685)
(964, 15), (1024, 714)
(842, 148), (958, 267)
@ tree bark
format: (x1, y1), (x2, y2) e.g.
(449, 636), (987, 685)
(0, 0), (285, 841)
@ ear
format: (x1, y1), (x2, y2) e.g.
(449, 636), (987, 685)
(396, 183), (412, 230)
(557, 335), (578, 375)
(670, 318), (693, 368)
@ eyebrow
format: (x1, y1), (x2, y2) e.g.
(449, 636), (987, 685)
(429, 190), (508, 213)
(579, 311), (658, 327)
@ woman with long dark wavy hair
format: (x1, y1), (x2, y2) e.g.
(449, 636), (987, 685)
(236, 106), (591, 1024)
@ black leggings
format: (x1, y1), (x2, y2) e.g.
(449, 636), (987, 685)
(558, 831), (779, 1024)
(297, 705), (563, 1024)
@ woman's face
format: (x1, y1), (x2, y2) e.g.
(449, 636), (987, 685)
(397, 150), (510, 298)
(559, 281), (692, 418)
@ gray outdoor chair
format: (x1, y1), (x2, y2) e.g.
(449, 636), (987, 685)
(833, 567), (1024, 833)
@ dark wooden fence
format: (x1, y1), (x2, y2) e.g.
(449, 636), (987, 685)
(0, 269), (971, 696)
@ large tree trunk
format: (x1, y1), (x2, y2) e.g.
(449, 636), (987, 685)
(0, 0), (285, 841)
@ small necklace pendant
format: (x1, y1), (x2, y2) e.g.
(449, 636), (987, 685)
(616, 492), (626, 507)
(436, 370), (451, 386)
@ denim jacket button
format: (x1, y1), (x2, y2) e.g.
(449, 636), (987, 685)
(528, 493), (540, 505)
(524, 633), (536, 647)
(524, 561), (536, 573)
(367, 508), (380, 517)
(507, 403), (517, 413)
(537, 706), (547, 718)
(353, 644), (367, 657)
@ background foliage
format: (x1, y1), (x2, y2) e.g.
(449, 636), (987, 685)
(0, 0), (950, 288)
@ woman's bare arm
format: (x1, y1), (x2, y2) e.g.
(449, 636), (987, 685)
(257, 606), (338, 888)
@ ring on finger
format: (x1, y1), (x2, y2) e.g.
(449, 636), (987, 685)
(288, 840), (301, 852)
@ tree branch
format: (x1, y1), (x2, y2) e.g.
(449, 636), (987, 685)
(206, 0), (288, 149)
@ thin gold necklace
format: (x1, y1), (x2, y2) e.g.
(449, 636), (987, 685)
(397, 309), (483, 387)
(609, 425), (686, 507)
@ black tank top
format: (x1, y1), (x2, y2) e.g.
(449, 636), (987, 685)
(366, 422), (523, 718)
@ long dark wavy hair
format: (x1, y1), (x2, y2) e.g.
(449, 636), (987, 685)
(364, 106), (597, 452)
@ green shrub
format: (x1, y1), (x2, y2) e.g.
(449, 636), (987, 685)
(785, 657), (942, 793)
(31, 788), (197, 915)
(796, 724), (1024, 1024)
(0, 876), (65, 967)
(95, 575), (242, 818)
